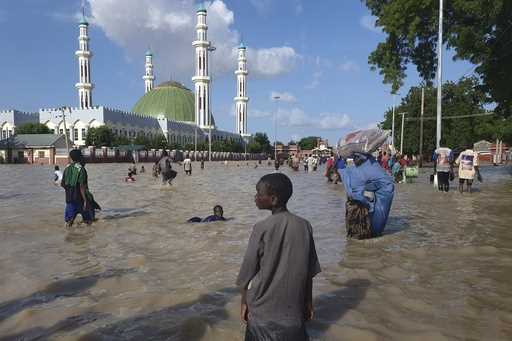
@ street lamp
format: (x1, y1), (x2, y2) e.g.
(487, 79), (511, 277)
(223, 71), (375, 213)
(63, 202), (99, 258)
(391, 93), (399, 147)
(208, 45), (216, 162)
(398, 112), (407, 154)
(273, 96), (280, 162)
(436, 0), (444, 149)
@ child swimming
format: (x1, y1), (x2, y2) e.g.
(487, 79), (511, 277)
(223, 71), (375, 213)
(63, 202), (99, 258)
(187, 205), (226, 223)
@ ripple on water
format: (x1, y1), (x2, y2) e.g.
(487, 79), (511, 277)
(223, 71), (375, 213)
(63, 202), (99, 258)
(0, 163), (511, 340)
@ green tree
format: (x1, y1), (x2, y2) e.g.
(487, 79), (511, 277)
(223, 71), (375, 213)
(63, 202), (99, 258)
(134, 134), (151, 149)
(85, 126), (115, 147)
(15, 123), (51, 134)
(150, 134), (169, 149)
(364, 0), (512, 115)
(298, 136), (319, 150)
(113, 135), (130, 146)
(380, 77), (512, 157)
(251, 132), (272, 154)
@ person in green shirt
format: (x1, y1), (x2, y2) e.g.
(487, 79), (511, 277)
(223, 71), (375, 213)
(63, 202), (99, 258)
(61, 149), (93, 227)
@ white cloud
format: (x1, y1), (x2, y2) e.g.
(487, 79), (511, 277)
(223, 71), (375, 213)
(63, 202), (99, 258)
(86, 0), (299, 82)
(270, 91), (297, 103)
(317, 113), (352, 130)
(339, 60), (360, 72)
(360, 15), (382, 33)
(248, 47), (300, 78)
(364, 121), (379, 129)
(276, 107), (352, 130)
(251, 109), (273, 118)
(305, 71), (322, 89)
(249, 0), (273, 15)
(295, 3), (303, 15)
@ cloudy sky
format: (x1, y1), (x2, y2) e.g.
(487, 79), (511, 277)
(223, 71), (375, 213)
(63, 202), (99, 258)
(0, 0), (472, 144)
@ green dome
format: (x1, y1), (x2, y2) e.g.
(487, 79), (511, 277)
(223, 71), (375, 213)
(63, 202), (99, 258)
(132, 81), (195, 122)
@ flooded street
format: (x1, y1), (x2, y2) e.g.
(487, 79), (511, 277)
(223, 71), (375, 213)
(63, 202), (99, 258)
(1, 162), (511, 340)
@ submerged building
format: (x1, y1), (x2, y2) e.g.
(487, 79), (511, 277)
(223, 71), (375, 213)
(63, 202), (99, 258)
(1, 6), (249, 147)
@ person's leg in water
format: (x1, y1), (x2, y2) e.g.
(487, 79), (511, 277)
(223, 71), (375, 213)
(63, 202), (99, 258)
(467, 179), (473, 194)
(65, 202), (79, 228)
(459, 179), (465, 193)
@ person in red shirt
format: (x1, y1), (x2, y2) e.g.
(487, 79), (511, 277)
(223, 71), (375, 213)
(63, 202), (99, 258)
(381, 151), (390, 171)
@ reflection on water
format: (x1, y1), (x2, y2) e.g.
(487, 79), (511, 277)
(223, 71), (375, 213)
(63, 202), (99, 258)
(0, 163), (511, 340)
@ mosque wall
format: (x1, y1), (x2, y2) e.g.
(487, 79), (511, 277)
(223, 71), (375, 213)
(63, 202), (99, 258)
(0, 110), (39, 140)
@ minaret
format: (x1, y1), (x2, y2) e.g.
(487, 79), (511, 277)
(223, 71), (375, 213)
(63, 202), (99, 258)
(75, 6), (93, 109)
(234, 42), (249, 136)
(192, 6), (211, 129)
(143, 49), (155, 93)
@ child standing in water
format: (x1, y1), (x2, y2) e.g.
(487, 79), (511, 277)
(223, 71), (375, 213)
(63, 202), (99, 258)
(237, 173), (321, 341)
(53, 165), (63, 185)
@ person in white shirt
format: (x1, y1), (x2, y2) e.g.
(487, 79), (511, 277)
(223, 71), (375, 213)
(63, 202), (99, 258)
(455, 149), (481, 193)
(433, 147), (453, 192)
(183, 157), (192, 176)
(53, 165), (63, 186)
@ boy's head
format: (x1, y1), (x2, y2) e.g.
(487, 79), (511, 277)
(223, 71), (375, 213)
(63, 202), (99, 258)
(54, 165), (60, 171)
(255, 173), (293, 209)
(213, 205), (223, 217)
(69, 149), (82, 163)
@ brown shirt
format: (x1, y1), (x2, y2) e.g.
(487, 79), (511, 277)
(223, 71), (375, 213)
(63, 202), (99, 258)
(237, 211), (321, 326)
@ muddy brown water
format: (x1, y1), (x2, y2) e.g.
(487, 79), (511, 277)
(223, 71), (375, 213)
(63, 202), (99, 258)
(0, 162), (511, 340)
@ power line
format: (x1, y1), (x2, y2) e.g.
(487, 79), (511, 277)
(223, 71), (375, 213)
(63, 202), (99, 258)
(405, 111), (495, 121)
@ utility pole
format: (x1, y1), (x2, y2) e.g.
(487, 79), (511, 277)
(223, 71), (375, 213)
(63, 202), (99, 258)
(208, 45), (216, 162)
(57, 106), (71, 159)
(273, 96), (280, 161)
(419, 87), (425, 167)
(436, 0), (443, 149)
(399, 112), (407, 154)
(391, 93), (396, 147)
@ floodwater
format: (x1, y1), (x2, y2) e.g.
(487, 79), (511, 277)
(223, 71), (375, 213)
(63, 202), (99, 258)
(0, 162), (511, 341)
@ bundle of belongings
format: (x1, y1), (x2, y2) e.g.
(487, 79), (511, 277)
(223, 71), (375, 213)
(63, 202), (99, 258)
(337, 128), (390, 159)
(337, 129), (394, 239)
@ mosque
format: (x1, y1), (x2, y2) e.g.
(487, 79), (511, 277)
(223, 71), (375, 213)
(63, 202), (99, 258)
(0, 6), (250, 147)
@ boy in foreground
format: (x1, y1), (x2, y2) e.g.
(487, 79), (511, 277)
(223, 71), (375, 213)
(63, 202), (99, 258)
(237, 173), (321, 341)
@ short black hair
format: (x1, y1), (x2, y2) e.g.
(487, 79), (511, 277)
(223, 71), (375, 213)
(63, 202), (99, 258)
(54, 165), (59, 170)
(69, 149), (82, 162)
(258, 173), (293, 205)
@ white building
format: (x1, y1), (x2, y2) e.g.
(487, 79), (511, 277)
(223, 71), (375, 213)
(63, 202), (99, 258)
(234, 42), (249, 137)
(0, 110), (39, 140)
(143, 49), (155, 94)
(192, 6), (212, 129)
(75, 10), (94, 109)
(0, 5), (248, 147)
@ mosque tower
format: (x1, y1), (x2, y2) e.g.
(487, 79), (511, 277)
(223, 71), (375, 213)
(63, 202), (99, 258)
(234, 43), (249, 136)
(75, 6), (94, 109)
(192, 6), (212, 129)
(143, 49), (155, 93)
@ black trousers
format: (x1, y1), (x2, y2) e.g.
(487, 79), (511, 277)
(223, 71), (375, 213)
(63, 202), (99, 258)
(437, 171), (450, 192)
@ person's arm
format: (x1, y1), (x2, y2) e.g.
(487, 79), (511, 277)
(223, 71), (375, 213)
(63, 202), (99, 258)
(80, 183), (87, 209)
(305, 229), (321, 321)
(236, 226), (262, 323)
(305, 276), (314, 321)
(241, 288), (249, 323)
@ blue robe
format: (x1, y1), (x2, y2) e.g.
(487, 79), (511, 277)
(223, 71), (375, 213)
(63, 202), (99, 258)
(339, 156), (394, 236)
